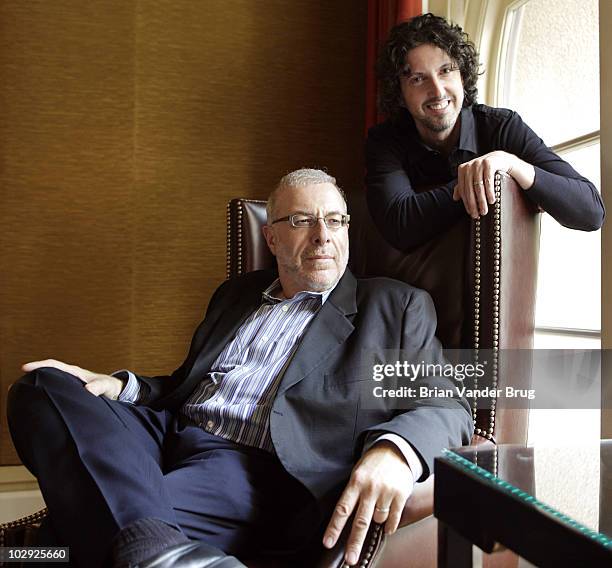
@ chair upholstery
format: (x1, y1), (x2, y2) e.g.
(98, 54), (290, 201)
(1, 173), (540, 567)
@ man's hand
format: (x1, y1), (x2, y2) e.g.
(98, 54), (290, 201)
(22, 359), (125, 400)
(453, 151), (536, 218)
(323, 442), (414, 566)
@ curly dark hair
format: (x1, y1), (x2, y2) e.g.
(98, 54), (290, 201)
(376, 13), (481, 118)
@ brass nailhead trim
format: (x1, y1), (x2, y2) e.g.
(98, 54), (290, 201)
(487, 173), (502, 437)
(0, 508), (49, 547)
(227, 199), (268, 279)
(236, 206), (243, 276)
(226, 202), (232, 280)
(473, 218), (481, 422)
(472, 173), (502, 434)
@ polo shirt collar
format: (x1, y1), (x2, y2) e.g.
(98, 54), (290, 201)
(457, 106), (478, 154)
(398, 105), (478, 158)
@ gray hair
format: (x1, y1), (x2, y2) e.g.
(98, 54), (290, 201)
(266, 168), (347, 223)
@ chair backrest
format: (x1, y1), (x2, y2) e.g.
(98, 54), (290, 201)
(226, 172), (540, 443)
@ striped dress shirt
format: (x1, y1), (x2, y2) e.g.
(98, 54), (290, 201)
(120, 279), (331, 452)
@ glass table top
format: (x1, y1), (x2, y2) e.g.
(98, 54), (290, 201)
(443, 442), (612, 550)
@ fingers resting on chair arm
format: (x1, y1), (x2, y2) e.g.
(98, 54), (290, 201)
(453, 151), (535, 218)
(322, 441), (415, 566)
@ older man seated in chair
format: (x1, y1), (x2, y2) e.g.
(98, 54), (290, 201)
(8, 168), (473, 567)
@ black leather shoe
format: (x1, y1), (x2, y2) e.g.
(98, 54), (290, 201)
(135, 542), (247, 568)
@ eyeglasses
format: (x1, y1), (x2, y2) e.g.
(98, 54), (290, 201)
(271, 213), (350, 230)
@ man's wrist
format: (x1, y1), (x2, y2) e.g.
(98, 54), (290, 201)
(507, 155), (536, 190)
(113, 370), (141, 403)
(366, 433), (424, 481)
(113, 375), (127, 399)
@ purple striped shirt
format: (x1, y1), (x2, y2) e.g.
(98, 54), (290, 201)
(179, 279), (329, 451)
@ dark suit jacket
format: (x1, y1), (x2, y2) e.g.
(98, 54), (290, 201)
(135, 269), (473, 505)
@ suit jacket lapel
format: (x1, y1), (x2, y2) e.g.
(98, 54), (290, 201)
(184, 282), (265, 383)
(277, 270), (358, 396)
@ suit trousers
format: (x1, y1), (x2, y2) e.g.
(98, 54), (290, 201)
(7, 368), (319, 568)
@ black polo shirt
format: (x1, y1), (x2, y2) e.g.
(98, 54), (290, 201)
(365, 104), (604, 252)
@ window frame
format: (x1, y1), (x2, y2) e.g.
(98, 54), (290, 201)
(469, 0), (602, 345)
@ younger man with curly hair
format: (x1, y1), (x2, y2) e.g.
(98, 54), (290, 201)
(366, 13), (604, 252)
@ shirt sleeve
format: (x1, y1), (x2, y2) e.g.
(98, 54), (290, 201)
(499, 111), (604, 231)
(365, 126), (465, 252)
(363, 432), (425, 482)
(113, 370), (145, 404)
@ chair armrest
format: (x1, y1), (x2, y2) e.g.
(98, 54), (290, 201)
(0, 507), (48, 548)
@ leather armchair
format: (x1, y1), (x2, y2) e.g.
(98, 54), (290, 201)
(1, 173), (540, 567)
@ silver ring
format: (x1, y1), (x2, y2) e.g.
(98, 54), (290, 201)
(374, 506), (390, 513)
(473, 181), (485, 187)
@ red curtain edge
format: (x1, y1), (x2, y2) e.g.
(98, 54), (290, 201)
(365, 0), (423, 135)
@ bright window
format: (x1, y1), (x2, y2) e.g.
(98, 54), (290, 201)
(494, 0), (601, 448)
(499, 0), (601, 348)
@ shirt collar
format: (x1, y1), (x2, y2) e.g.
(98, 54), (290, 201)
(398, 105), (478, 158)
(262, 278), (337, 305)
(457, 106), (478, 154)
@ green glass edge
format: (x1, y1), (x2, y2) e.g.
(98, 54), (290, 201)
(442, 448), (612, 549)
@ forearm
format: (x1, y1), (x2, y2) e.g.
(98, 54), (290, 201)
(365, 131), (466, 252)
(366, 179), (465, 252)
(526, 166), (604, 230)
(364, 432), (424, 481)
(362, 392), (473, 478)
(507, 155), (535, 190)
(501, 111), (605, 230)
